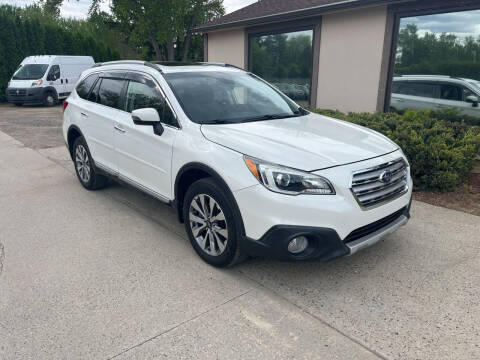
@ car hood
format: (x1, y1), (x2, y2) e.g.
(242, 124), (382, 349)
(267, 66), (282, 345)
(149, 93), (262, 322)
(200, 113), (398, 171)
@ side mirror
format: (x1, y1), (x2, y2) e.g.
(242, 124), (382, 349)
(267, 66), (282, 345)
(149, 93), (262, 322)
(131, 108), (164, 135)
(466, 95), (479, 107)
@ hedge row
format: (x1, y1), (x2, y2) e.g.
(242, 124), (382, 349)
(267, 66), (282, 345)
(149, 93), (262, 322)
(312, 108), (480, 192)
(0, 6), (119, 102)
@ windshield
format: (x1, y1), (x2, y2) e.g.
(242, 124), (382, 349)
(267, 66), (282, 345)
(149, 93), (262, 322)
(468, 81), (480, 92)
(12, 64), (49, 80)
(164, 71), (305, 124)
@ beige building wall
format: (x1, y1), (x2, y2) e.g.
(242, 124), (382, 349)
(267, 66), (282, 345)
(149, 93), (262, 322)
(207, 28), (246, 69)
(316, 6), (387, 112)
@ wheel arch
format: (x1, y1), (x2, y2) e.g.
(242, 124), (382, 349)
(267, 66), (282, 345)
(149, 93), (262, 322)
(67, 125), (85, 160)
(174, 163), (245, 235)
(42, 86), (58, 98)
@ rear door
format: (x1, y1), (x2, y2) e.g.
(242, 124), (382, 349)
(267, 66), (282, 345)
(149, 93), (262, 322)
(114, 72), (179, 200)
(82, 73), (126, 173)
(397, 81), (437, 111)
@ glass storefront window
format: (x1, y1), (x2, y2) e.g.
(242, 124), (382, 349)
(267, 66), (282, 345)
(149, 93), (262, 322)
(389, 10), (480, 118)
(249, 29), (313, 107)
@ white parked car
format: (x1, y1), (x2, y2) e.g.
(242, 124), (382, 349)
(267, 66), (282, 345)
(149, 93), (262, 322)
(6, 55), (94, 106)
(63, 61), (412, 267)
(390, 75), (480, 117)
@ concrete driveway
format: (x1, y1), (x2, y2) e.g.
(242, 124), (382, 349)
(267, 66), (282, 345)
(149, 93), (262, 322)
(0, 104), (479, 359)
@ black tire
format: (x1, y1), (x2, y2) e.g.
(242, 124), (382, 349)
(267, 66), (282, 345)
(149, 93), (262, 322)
(72, 136), (108, 190)
(13, 103), (23, 107)
(42, 91), (57, 107)
(183, 178), (245, 268)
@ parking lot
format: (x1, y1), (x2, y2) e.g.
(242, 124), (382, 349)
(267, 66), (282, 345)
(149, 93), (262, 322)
(0, 103), (479, 359)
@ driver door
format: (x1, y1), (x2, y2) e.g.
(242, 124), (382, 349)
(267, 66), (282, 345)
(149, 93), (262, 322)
(114, 73), (179, 200)
(46, 65), (65, 96)
(435, 83), (480, 117)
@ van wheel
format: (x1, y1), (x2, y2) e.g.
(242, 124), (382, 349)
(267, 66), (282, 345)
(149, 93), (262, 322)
(183, 178), (245, 268)
(43, 91), (57, 107)
(72, 136), (108, 190)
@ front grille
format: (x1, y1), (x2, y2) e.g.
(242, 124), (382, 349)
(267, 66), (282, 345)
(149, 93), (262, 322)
(344, 206), (407, 244)
(350, 158), (408, 208)
(8, 89), (27, 96)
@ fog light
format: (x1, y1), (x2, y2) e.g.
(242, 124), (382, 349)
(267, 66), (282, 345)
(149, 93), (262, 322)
(287, 236), (309, 254)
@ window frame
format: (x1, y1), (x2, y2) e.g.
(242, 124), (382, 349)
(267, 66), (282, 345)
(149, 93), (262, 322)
(381, 0), (480, 112)
(245, 19), (321, 108)
(76, 73), (100, 100)
(47, 65), (61, 82)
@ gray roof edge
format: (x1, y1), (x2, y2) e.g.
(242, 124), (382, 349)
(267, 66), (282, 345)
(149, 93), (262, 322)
(195, 0), (390, 32)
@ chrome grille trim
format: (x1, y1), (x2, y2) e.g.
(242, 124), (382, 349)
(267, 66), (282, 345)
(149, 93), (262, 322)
(350, 158), (409, 209)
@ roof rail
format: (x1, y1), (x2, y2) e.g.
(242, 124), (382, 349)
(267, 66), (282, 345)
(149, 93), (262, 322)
(92, 60), (163, 72)
(92, 60), (245, 72)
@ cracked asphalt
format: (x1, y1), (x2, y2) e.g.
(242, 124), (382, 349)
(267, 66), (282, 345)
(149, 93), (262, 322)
(0, 103), (479, 359)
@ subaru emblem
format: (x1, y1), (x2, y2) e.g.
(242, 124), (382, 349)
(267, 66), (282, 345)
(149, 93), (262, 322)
(379, 170), (392, 183)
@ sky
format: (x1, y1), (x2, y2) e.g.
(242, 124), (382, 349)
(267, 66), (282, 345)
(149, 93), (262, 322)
(0, 0), (258, 18)
(2, 0), (479, 39)
(400, 9), (480, 40)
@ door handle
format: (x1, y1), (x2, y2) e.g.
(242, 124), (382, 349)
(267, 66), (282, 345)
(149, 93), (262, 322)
(114, 125), (126, 133)
(80, 112), (88, 117)
(61, 79), (63, 84)
(66, 79), (68, 84)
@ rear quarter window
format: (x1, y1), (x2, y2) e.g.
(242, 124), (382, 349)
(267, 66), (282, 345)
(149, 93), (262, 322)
(76, 74), (99, 100)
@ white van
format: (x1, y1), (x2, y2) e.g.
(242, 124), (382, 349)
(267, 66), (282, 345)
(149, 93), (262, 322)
(6, 55), (94, 106)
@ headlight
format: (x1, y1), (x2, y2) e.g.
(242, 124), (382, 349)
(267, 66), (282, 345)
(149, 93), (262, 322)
(244, 156), (335, 195)
(31, 80), (43, 87)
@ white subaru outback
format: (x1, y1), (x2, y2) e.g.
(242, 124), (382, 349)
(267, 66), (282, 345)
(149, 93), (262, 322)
(63, 61), (412, 267)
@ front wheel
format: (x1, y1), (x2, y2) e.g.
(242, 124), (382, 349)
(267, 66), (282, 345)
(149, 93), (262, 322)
(183, 178), (245, 267)
(42, 91), (57, 107)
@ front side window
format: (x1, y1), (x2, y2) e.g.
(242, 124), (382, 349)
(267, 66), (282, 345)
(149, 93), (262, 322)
(47, 65), (60, 81)
(98, 78), (124, 109)
(12, 64), (49, 80)
(165, 71), (303, 124)
(76, 74), (99, 100)
(249, 29), (313, 107)
(440, 84), (463, 101)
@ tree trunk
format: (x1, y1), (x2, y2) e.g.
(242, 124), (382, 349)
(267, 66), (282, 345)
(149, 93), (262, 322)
(149, 32), (162, 61)
(182, 13), (198, 62)
(166, 38), (175, 61)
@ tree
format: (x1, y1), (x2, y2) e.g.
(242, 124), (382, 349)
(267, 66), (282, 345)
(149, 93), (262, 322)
(90, 0), (224, 61)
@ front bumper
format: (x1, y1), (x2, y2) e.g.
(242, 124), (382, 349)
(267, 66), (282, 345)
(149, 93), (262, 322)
(6, 87), (42, 103)
(234, 151), (413, 261)
(242, 202), (411, 261)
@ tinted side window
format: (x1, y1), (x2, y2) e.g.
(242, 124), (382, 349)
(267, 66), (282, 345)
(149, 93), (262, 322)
(47, 65), (60, 81)
(124, 79), (178, 127)
(125, 80), (163, 113)
(76, 74), (99, 100)
(392, 81), (408, 95)
(440, 84), (462, 101)
(406, 82), (435, 98)
(98, 78), (124, 109)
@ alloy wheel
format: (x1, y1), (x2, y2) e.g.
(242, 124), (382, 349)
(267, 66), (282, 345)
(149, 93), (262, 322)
(75, 145), (91, 183)
(189, 194), (228, 256)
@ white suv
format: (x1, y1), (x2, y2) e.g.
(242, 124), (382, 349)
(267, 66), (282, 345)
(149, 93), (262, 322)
(63, 61), (412, 267)
(390, 75), (480, 117)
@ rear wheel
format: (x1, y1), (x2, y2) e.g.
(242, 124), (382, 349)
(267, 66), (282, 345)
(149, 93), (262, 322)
(73, 136), (108, 190)
(183, 178), (245, 267)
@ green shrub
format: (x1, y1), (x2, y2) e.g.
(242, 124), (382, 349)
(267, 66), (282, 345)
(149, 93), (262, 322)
(312, 108), (480, 192)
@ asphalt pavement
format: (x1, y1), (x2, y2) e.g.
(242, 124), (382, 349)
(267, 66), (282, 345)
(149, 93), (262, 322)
(0, 104), (479, 359)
